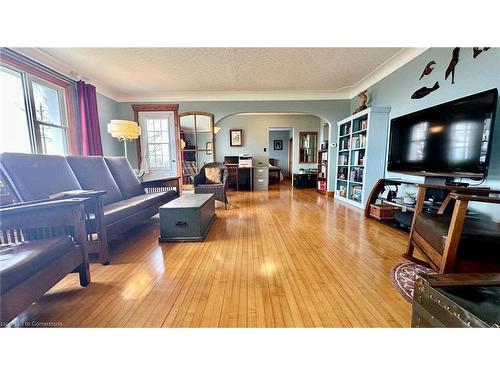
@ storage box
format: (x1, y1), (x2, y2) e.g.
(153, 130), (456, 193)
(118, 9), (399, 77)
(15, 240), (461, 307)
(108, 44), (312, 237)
(412, 274), (500, 328)
(369, 203), (400, 220)
(159, 194), (216, 242)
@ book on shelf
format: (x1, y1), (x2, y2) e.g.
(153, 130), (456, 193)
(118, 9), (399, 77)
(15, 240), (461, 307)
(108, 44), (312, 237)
(338, 154), (349, 166)
(352, 150), (359, 165)
(351, 185), (362, 202)
(338, 185), (347, 197)
(359, 134), (366, 148)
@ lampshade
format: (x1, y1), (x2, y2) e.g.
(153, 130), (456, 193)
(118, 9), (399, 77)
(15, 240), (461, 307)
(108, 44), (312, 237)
(107, 120), (141, 141)
(214, 126), (221, 134)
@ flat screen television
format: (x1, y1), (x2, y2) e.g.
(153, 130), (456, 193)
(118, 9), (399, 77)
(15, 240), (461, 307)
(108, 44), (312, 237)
(387, 89), (498, 178)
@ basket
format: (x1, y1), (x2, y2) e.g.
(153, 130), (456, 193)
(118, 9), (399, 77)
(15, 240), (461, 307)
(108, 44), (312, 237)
(369, 204), (400, 220)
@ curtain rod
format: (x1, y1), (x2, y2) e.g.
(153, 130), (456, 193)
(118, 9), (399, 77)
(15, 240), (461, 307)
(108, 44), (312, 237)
(0, 47), (77, 85)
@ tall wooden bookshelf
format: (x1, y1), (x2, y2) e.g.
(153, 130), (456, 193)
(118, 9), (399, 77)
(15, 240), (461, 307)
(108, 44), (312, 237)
(317, 149), (328, 194)
(335, 107), (391, 209)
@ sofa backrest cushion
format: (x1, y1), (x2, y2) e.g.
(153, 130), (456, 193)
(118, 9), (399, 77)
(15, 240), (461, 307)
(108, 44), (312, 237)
(104, 157), (145, 199)
(0, 152), (82, 201)
(66, 156), (124, 206)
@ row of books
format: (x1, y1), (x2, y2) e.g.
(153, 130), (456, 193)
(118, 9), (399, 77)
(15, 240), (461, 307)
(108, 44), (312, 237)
(350, 167), (364, 183)
(339, 137), (350, 150)
(351, 150), (365, 166)
(351, 134), (366, 149)
(351, 185), (363, 202)
(338, 154), (349, 166)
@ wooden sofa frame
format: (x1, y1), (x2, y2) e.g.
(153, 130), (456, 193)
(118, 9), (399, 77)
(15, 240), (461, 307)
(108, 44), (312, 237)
(404, 184), (500, 274)
(0, 167), (180, 265)
(0, 198), (90, 326)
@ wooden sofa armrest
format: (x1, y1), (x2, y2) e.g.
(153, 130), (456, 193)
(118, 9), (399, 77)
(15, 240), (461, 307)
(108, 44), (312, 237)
(0, 198), (88, 252)
(0, 198), (88, 220)
(142, 176), (180, 194)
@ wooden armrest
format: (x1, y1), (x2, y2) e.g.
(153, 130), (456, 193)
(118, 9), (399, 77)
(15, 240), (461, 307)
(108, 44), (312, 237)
(0, 198), (88, 216)
(142, 176), (180, 186)
(0, 198), (87, 231)
(49, 189), (107, 199)
(420, 273), (500, 287)
(450, 193), (500, 204)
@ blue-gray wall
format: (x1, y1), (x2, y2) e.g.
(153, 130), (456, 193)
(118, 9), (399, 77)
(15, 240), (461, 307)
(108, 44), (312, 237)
(357, 47), (500, 220)
(96, 47), (500, 216)
(116, 100), (350, 189)
(269, 130), (290, 177)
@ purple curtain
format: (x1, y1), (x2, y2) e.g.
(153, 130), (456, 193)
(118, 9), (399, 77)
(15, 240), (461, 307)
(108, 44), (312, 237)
(77, 80), (103, 156)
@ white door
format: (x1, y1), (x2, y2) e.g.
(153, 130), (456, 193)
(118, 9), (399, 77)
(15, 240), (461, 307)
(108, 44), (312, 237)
(138, 111), (177, 177)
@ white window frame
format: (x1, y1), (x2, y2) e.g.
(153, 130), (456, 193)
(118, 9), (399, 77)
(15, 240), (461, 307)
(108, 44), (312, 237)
(29, 76), (70, 154)
(0, 62), (70, 155)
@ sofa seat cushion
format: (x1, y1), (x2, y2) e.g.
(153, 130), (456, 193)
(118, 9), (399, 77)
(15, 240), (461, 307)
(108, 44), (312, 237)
(0, 153), (82, 201)
(66, 156), (124, 206)
(0, 236), (76, 294)
(120, 191), (178, 210)
(104, 157), (145, 199)
(103, 191), (178, 225)
(414, 212), (500, 262)
(103, 201), (139, 225)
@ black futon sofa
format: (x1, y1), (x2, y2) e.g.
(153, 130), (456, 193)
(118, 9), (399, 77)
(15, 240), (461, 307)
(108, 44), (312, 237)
(0, 153), (180, 264)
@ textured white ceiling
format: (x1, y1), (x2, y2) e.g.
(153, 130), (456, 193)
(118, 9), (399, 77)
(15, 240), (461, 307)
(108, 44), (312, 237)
(29, 47), (409, 100)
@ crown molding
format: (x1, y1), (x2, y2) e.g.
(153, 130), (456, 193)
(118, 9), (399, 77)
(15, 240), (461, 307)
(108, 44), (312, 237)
(11, 47), (428, 103)
(346, 47), (428, 97)
(113, 90), (351, 102)
(10, 47), (122, 100)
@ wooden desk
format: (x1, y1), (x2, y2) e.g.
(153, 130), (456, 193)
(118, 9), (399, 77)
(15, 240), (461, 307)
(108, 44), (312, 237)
(225, 164), (253, 191)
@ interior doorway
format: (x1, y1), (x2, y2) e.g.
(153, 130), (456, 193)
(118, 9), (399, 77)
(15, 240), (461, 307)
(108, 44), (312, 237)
(269, 127), (292, 184)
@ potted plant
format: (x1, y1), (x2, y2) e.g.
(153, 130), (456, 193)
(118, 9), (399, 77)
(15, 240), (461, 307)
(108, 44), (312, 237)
(403, 191), (416, 205)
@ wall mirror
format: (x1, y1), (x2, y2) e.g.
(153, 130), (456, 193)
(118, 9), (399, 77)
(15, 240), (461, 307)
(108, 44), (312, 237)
(179, 112), (215, 187)
(298, 131), (318, 163)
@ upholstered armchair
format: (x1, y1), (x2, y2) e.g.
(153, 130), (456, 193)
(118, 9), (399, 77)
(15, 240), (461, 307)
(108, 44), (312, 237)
(404, 184), (500, 274)
(193, 162), (228, 209)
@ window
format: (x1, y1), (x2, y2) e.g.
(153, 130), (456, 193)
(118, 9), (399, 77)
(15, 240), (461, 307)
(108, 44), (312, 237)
(138, 111), (176, 174)
(0, 62), (71, 155)
(0, 65), (31, 153)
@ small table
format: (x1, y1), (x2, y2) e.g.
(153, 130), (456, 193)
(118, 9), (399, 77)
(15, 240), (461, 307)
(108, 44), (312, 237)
(159, 193), (216, 242)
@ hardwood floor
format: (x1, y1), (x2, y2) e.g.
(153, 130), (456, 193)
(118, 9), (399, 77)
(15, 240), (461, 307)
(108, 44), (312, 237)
(9, 185), (412, 327)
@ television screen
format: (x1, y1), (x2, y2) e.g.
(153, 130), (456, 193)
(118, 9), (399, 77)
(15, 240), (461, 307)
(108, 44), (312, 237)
(387, 89), (498, 178)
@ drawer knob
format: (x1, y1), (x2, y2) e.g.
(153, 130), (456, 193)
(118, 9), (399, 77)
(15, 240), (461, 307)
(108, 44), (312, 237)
(175, 221), (187, 227)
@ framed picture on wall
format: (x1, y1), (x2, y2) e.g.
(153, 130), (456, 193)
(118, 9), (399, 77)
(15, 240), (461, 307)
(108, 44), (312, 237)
(230, 129), (243, 147)
(273, 139), (283, 150)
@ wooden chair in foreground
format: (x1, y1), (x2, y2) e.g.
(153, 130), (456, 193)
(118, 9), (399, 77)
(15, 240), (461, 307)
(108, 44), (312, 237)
(0, 198), (90, 326)
(404, 184), (500, 274)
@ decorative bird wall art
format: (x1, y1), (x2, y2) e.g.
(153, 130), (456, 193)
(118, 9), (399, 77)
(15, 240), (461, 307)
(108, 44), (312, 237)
(411, 82), (440, 99)
(445, 47), (460, 84)
(411, 47), (494, 100)
(473, 47), (490, 58)
(419, 61), (436, 80)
